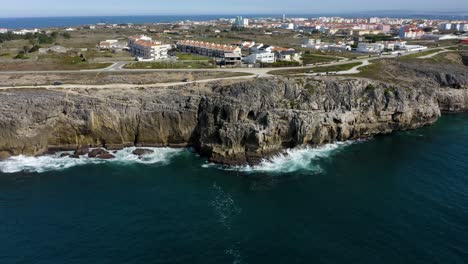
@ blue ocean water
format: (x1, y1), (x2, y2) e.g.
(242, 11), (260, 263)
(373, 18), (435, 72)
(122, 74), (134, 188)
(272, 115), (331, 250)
(1, 13), (467, 29)
(0, 113), (467, 263)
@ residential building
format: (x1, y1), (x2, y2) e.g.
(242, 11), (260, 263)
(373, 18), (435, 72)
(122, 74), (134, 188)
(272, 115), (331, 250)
(12, 28), (39, 35)
(250, 43), (274, 53)
(439, 23), (452, 31)
(275, 50), (302, 62)
(99, 39), (119, 50)
(128, 35), (172, 61)
(0, 28), (8, 34)
(241, 41), (256, 49)
(399, 26), (425, 39)
(376, 24), (391, 32)
(236, 16), (248, 27)
(177, 40), (242, 66)
(244, 52), (276, 64)
(357, 43), (384, 53)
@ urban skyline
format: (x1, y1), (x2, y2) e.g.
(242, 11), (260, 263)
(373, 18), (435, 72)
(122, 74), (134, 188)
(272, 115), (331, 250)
(1, 0), (468, 18)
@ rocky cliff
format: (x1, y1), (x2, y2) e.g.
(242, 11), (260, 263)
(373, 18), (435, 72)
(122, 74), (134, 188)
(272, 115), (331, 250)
(0, 63), (467, 164)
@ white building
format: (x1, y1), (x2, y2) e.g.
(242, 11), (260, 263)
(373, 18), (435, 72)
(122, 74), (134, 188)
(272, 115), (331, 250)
(0, 28), (8, 34)
(244, 52), (276, 64)
(282, 23), (295, 30)
(177, 40), (242, 66)
(326, 44), (352, 52)
(128, 35), (172, 61)
(12, 28), (39, 35)
(301, 38), (321, 48)
(250, 43), (274, 53)
(357, 43), (385, 53)
(439, 23), (452, 31)
(236, 16), (249, 27)
(99, 39), (121, 50)
(399, 26), (425, 39)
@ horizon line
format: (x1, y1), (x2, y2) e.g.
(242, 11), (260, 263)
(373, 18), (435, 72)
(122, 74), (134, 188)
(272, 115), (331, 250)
(1, 10), (468, 19)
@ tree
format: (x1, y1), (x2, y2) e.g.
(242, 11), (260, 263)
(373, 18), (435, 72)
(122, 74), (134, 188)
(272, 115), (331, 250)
(62, 32), (71, 39)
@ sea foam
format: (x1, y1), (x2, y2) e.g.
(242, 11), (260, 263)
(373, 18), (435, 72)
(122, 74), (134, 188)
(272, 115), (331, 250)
(204, 141), (357, 174)
(0, 147), (183, 174)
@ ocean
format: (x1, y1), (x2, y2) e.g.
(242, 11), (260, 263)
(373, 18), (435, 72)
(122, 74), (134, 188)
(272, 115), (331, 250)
(0, 113), (467, 263)
(1, 13), (467, 29)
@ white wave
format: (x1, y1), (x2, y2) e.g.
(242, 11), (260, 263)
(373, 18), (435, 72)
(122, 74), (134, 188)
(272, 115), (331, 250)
(211, 141), (359, 174)
(0, 147), (183, 174)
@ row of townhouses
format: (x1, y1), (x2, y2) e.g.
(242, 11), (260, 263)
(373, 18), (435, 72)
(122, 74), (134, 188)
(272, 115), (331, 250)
(128, 35), (172, 61)
(176, 40), (242, 66)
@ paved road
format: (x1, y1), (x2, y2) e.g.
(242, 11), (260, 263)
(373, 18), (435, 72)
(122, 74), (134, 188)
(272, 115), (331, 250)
(0, 74), (258, 90)
(0, 46), (454, 82)
(417, 48), (450, 59)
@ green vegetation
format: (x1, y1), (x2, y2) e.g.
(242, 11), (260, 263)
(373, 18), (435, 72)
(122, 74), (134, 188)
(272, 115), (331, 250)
(0, 32), (57, 45)
(13, 52), (29, 60)
(62, 32), (71, 39)
(365, 83), (376, 91)
(125, 61), (216, 69)
(312, 62), (362, 73)
(446, 46), (468, 51)
(363, 34), (394, 42)
(262, 61), (301, 67)
(302, 54), (338, 65)
(351, 61), (386, 80)
(304, 83), (317, 94)
(28, 45), (41, 53)
(176, 53), (209, 61)
(269, 62), (362, 75)
(400, 48), (443, 59)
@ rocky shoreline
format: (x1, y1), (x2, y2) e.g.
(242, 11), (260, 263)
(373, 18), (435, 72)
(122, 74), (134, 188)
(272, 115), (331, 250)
(0, 61), (467, 165)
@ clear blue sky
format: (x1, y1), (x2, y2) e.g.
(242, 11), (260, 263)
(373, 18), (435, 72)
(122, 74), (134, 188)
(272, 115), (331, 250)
(1, 0), (467, 18)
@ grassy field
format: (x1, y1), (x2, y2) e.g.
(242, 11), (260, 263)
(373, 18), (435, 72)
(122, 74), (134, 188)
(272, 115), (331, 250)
(446, 46), (468, 51)
(0, 53), (112, 71)
(269, 62), (362, 75)
(176, 53), (210, 61)
(302, 54), (339, 65)
(0, 71), (254, 86)
(401, 48), (443, 59)
(124, 61), (216, 69)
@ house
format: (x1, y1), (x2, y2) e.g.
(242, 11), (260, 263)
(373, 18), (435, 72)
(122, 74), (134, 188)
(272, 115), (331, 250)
(399, 26), (425, 39)
(357, 43), (384, 53)
(0, 28), (8, 34)
(12, 28), (39, 35)
(244, 52), (276, 64)
(250, 44), (273, 53)
(128, 35), (172, 61)
(177, 40), (242, 66)
(98, 39), (119, 50)
(276, 50), (302, 62)
(241, 41), (256, 49)
(326, 44), (352, 52)
(39, 45), (70, 54)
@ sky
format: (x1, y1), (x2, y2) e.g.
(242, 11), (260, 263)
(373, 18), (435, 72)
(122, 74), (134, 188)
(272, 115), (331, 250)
(0, 0), (467, 18)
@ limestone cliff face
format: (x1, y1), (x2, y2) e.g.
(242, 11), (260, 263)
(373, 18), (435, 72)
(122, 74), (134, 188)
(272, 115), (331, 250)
(194, 78), (444, 165)
(0, 72), (467, 164)
(0, 87), (201, 159)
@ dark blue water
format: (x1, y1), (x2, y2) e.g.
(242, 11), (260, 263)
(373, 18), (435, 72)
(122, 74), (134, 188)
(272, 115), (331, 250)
(0, 113), (467, 264)
(1, 13), (467, 29)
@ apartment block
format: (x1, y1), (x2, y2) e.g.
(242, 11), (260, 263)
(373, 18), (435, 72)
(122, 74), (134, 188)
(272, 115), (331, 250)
(128, 35), (172, 61)
(177, 40), (242, 66)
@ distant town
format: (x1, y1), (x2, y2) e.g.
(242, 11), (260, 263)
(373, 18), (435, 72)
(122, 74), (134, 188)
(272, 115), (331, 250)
(0, 15), (467, 71)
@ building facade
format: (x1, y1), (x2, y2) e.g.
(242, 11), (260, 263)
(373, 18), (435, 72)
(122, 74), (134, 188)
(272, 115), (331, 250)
(177, 40), (242, 66)
(128, 35), (172, 61)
